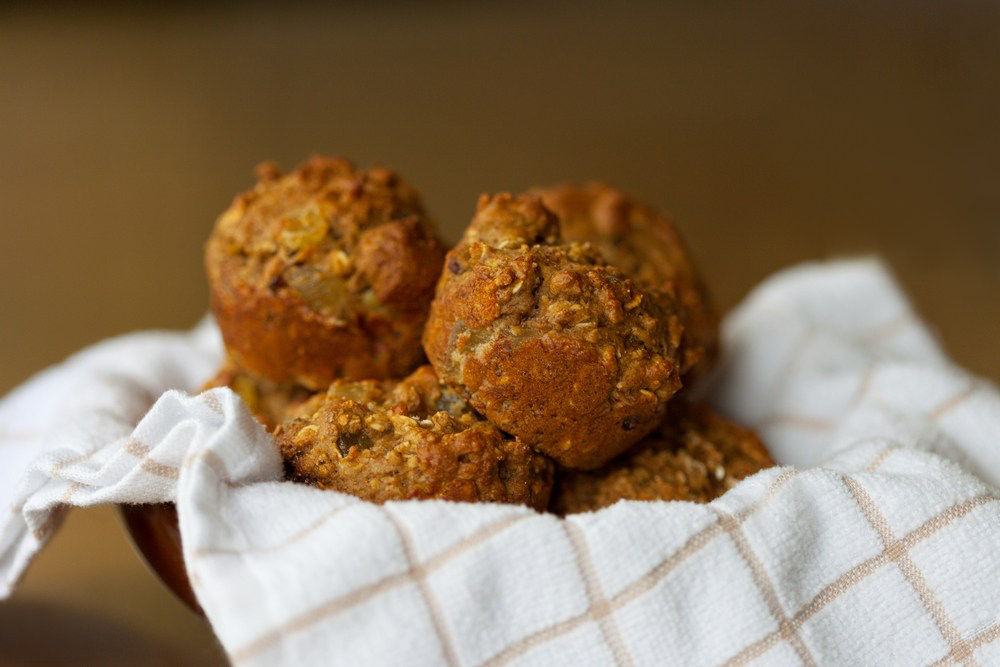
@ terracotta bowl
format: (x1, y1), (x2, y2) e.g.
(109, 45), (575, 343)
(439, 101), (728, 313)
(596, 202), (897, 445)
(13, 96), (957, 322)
(119, 503), (202, 615)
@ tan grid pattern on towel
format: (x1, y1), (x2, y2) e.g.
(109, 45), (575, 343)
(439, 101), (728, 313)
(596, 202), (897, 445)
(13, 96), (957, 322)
(28, 379), (996, 666)
(176, 441), (998, 666)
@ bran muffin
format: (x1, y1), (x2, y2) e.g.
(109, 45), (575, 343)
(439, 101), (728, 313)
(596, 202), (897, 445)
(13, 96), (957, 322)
(535, 183), (718, 382)
(201, 361), (316, 431)
(551, 400), (773, 514)
(205, 156), (447, 390)
(422, 193), (685, 470)
(275, 365), (554, 510)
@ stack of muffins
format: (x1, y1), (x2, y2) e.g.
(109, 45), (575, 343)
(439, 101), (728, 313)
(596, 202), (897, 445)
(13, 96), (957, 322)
(203, 156), (772, 514)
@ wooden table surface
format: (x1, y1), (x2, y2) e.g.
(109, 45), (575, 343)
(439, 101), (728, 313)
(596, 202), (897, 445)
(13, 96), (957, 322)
(2, 2), (998, 663)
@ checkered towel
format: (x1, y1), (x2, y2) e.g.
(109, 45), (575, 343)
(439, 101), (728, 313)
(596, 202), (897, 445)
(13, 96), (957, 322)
(2, 259), (999, 666)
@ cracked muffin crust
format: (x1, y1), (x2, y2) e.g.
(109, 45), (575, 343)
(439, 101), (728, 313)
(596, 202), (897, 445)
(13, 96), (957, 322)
(275, 365), (554, 510)
(205, 156), (447, 390)
(422, 193), (685, 470)
(551, 400), (773, 514)
(201, 361), (316, 431)
(535, 182), (718, 382)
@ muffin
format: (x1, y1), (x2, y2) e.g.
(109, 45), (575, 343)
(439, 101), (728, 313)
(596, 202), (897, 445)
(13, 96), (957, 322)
(201, 361), (315, 431)
(535, 182), (718, 382)
(275, 365), (554, 510)
(551, 400), (773, 514)
(205, 156), (447, 390)
(422, 193), (685, 470)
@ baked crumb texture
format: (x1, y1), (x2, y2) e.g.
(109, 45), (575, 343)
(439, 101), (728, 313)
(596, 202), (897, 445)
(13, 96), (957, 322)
(535, 182), (718, 383)
(206, 156), (446, 390)
(551, 400), (773, 515)
(423, 193), (685, 470)
(203, 160), (769, 508)
(275, 366), (554, 510)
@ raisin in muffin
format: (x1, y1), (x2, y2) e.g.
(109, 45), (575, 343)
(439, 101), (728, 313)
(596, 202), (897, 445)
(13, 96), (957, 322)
(205, 156), (446, 390)
(422, 193), (685, 470)
(275, 365), (554, 510)
(535, 182), (718, 382)
(551, 400), (773, 514)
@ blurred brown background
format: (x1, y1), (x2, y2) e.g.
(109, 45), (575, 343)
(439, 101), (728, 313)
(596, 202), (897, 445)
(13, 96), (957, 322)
(2, 1), (998, 663)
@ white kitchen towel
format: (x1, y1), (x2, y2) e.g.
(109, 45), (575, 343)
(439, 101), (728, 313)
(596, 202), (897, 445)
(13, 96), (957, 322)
(2, 258), (999, 666)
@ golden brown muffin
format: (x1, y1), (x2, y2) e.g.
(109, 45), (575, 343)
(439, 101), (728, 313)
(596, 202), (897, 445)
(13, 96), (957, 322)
(551, 400), (773, 514)
(205, 156), (447, 390)
(535, 183), (718, 382)
(275, 365), (554, 510)
(201, 361), (316, 431)
(422, 193), (685, 470)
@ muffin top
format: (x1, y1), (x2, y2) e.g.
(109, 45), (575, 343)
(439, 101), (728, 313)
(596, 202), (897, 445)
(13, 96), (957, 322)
(208, 156), (444, 323)
(423, 193), (685, 469)
(536, 182), (717, 381)
(551, 400), (773, 514)
(276, 366), (554, 510)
